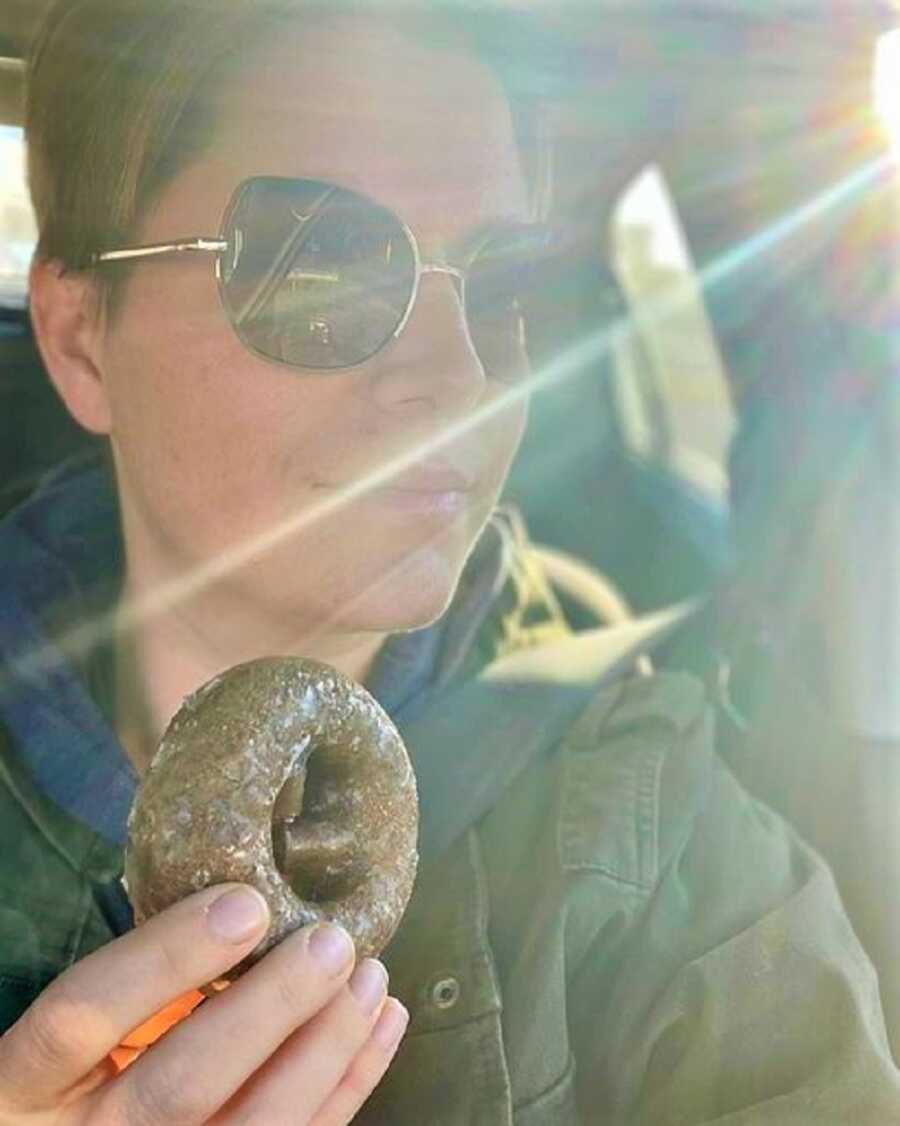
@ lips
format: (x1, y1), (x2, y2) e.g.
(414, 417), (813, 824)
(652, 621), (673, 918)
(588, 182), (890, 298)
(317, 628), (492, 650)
(318, 460), (477, 496)
(366, 462), (476, 517)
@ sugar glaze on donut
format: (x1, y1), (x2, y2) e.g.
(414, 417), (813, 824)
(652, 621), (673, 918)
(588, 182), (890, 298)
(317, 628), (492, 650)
(124, 657), (419, 970)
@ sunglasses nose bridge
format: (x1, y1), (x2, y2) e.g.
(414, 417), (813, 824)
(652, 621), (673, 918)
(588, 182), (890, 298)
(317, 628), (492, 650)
(417, 262), (465, 303)
(392, 261), (465, 342)
(372, 260), (487, 416)
(419, 263), (463, 280)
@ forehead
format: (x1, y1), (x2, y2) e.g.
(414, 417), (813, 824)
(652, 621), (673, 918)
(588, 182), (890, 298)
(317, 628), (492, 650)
(184, 13), (530, 248)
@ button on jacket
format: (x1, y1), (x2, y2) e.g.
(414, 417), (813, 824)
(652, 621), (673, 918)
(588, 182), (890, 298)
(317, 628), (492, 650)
(1, 459), (899, 1123)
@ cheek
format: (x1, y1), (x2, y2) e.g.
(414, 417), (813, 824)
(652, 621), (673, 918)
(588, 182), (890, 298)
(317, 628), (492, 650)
(103, 296), (351, 549)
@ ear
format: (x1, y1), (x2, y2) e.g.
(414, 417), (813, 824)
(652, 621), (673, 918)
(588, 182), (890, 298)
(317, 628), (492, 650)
(28, 257), (113, 435)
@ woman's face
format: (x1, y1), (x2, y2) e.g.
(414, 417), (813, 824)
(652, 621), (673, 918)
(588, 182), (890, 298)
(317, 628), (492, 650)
(99, 13), (531, 647)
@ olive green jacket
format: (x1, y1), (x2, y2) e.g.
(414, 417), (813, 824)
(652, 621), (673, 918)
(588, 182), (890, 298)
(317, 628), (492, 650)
(1, 464), (899, 1122)
(2, 661), (900, 1123)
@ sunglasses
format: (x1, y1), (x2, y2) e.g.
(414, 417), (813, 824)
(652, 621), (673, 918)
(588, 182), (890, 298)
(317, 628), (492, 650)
(92, 176), (552, 379)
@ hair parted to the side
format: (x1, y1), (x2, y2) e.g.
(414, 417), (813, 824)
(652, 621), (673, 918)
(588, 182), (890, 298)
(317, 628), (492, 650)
(25, 0), (547, 317)
(26, 0), (320, 312)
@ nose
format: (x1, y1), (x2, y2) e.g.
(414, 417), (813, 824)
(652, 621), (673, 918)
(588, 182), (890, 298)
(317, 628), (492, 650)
(364, 270), (487, 417)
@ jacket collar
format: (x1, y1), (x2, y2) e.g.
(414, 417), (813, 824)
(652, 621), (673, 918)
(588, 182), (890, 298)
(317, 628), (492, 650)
(0, 454), (134, 856)
(0, 454), (566, 871)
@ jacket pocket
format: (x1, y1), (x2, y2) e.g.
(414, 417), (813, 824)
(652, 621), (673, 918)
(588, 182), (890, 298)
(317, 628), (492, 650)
(557, 671), (711, 891)
(559, 731), (665, 892)
(514, 1053), (580, 1126)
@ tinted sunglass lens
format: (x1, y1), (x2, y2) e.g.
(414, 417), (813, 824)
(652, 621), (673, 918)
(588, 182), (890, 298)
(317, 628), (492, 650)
(220, 179), (415, 369)
(466, 230), (548, 384)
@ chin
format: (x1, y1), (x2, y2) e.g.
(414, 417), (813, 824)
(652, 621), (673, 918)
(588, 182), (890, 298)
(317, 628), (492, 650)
(364, 569), (459, 633)
(334, 546), (463, 635)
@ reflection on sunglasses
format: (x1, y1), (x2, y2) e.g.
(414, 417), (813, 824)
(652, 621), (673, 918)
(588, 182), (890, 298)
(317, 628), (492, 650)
(94, 175), (557, 379)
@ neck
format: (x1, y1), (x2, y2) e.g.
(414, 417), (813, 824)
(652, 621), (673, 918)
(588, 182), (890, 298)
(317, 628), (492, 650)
(112, 582), (386, 775)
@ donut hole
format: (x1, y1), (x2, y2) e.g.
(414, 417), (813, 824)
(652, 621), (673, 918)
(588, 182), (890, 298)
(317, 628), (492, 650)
(298, 743), (356, 816)
(282, 844), (366, 904)
(271, 747), (366, 903)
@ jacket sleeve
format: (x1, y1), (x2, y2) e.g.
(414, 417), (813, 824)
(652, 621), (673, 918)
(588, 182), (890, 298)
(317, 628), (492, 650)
(566, 706), (900, 1123)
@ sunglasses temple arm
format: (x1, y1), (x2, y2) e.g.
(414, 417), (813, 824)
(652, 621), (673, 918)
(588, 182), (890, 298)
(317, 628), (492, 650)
(92, 238), (227, 265)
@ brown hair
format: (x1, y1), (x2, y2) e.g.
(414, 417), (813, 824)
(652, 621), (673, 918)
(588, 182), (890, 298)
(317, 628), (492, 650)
(25, 0), (544, 316)
(29, 3), (224, 257)
(25, 0), (323, 314)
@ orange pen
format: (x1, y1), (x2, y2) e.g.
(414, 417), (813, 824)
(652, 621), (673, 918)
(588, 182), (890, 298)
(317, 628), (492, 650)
(107, 979), (231, 1074)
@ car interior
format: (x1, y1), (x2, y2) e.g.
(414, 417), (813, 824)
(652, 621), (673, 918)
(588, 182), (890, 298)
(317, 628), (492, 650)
(3, 0), (900, 1057)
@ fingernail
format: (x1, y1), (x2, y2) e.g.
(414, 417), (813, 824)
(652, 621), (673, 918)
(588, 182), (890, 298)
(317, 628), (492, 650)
(206, 887), (269, 944)
(349, 959), (388, 1015)
(307, 922), (354, 975)
(373, 998), (409, 1051)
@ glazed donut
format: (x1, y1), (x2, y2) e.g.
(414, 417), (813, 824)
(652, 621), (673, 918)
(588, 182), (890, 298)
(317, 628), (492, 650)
(124, 657), (418, 971)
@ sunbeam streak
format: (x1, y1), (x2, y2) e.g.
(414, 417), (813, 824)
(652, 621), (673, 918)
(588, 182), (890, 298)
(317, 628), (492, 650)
(2, 151), (891, 693)
(700, 155), (891, 289)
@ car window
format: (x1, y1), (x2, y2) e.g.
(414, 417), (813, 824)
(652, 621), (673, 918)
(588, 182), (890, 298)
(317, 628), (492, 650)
(0, 123), (34, 308)
(610, 164), (735, 501)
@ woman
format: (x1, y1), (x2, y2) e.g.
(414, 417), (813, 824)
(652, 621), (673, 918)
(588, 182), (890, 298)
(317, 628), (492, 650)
(0, 1), (898, 1122)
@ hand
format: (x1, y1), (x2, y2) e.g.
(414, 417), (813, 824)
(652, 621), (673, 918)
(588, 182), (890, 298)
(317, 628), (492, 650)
(0, 883), (408, 1124)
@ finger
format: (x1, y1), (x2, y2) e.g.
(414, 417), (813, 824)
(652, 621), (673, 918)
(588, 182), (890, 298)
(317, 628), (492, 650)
(99, 922), (357, 1126)
(0, 883), (269, 1112)
(309, 998), (409, 1126)
(213, 959), (390, 1126)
